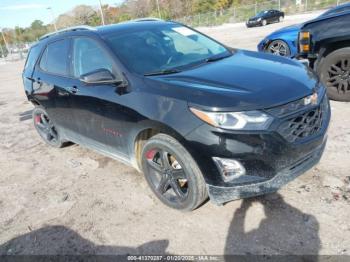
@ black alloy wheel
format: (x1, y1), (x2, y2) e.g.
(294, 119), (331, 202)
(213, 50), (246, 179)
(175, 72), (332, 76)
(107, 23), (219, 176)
(145, 148), (189, 202)
(318, 48), (350, 102)
(326, 59), (350, 94)
(141, 134), (207, 211)
(33, 107), (64, 147)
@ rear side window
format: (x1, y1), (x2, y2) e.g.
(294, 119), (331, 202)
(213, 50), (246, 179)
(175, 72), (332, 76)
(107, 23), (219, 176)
(24, 45), (41, 72)
(39, 39), (70, 76)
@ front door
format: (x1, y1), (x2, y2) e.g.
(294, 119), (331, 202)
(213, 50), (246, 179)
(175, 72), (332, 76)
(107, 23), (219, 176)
(68, 36), (131, 156)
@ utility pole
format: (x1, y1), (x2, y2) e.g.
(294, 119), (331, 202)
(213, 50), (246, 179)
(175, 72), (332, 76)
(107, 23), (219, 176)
(98, 0), (106, 25)
(255, 1), (257, 15)
(0, 29), (9, 54)
(278, 0), (281, 11)
(47, 7), (57, 31)
(156, 0), (161, 19)
(0, 42), (4, 58)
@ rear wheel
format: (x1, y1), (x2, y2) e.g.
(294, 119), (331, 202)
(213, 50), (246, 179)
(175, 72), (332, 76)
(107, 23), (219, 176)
(33, 107), (64, 148)
(267, 40), (291, 57)
(141, 134), (208, 211)
(317, 48), (350, 102)
(279, 16), (284, 22)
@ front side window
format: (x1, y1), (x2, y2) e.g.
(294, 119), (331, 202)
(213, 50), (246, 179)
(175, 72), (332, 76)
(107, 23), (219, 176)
(105, 24), (229, 75)
(72, 37), (113, 78)
(39, 39), (69, 76)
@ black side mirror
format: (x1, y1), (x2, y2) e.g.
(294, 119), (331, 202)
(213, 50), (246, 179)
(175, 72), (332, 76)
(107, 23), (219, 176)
(80, 68), (122, 84)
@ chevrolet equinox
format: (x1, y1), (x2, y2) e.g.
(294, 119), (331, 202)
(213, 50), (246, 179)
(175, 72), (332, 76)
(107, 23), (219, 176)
(22, 20), (330, 210)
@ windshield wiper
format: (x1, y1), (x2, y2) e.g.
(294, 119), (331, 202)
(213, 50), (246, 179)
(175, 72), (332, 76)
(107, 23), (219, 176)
(205, 53), (232, 63)
(144, 69), (181, 76)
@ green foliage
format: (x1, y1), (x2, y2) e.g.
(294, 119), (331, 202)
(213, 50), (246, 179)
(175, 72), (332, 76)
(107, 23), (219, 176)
(2, 0), (341, 45)
(192, 0), (217, 13)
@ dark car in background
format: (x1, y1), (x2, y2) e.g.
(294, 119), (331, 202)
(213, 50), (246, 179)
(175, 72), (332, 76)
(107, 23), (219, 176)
(258, 3), (350, 57)
(298, 10), (350, 101)
(246, 9), (284, 27)
(23, 20), (330, 211)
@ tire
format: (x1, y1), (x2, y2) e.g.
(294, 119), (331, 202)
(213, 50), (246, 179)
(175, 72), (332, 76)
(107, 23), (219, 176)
(267, 40), (291, 57)
(261, 19), (267, 26)
(317, 48), (350, 102)
(279, 16), (284, 22)
(141, 134), (208, 211)
(32, 106), (65, 148)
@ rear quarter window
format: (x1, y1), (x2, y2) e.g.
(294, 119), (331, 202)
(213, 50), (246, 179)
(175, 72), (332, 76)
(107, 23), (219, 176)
(24, 45), (41, 73)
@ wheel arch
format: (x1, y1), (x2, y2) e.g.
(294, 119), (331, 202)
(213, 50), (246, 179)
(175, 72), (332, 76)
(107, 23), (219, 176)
(132, 121), (187, 171)
(318, 39), (350, 60)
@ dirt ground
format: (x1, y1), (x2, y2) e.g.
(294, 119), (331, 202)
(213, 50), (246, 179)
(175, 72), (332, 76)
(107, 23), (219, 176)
(0, 11), (350, 256)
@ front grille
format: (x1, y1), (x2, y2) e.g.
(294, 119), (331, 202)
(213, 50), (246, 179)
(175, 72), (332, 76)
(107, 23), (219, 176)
(277, 95), (329, 143)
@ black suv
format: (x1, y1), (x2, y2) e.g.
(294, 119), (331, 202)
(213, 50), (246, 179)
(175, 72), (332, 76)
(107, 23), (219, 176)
(23, 20), (330, 211)
(298, 10), (350, 101)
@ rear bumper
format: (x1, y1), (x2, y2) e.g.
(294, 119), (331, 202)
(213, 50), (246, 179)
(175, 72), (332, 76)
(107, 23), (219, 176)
(207, 140), (326, 205)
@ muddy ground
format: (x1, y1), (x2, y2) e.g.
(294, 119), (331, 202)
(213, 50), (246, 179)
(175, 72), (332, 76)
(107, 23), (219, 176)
(0, 11), (349, 256)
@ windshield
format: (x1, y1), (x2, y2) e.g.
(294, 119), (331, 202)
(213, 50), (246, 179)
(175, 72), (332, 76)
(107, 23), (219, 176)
(257, 10), (268, 16)
(320, 4), (350, 17)
(105, 23), (229, 75)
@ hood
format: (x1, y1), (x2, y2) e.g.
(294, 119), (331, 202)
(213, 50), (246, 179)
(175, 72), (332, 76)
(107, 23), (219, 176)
(249, 15), (262, 20)
(144, 50), (318, 111)
(272, 23), (302, 34)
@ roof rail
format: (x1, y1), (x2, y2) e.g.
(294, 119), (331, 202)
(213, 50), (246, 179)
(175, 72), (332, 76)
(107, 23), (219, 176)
(129, 17), (164, 22)
(39, 25), (96, 40)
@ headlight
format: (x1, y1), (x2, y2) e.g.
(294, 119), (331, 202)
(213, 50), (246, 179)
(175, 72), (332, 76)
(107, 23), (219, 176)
(257, 18), (262, 22)
(190, 108), (273, 130)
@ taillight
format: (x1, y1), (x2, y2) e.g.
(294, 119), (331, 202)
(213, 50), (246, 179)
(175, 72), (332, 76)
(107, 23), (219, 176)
(299, 31), (311, 53)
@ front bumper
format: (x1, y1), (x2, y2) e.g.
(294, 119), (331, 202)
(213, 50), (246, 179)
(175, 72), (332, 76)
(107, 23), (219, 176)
(257, 39), (269, 52)
(207, 140), (325, 205)
(246, 20), (261, 27)
(184, 90), (330, 205)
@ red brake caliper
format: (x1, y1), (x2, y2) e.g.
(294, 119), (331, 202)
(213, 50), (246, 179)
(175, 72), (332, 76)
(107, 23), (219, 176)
(35, 115), (41, 124)
(146, 149), (157, 160)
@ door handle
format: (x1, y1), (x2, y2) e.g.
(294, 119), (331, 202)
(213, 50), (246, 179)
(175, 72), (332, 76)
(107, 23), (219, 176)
(69, 86), (79, 94)
(25, 77), (35, 82)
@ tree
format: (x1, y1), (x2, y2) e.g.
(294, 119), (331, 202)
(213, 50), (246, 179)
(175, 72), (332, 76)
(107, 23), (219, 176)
(73, 5), (97, 25)
(192, 0), (216, 14)
(215, 0), (233, 10)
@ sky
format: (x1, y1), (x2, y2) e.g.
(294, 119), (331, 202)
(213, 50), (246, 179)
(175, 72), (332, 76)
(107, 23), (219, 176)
(0, 0), (124, 28)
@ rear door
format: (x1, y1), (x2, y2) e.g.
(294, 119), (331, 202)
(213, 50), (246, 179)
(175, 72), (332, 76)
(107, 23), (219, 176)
(31, 38), (79, 134)
(267, 10), (275, 22)
(273, 10), (280, 21)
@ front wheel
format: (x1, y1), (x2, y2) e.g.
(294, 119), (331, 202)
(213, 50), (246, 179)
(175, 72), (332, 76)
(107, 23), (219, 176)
(279, 16), (284, 22)
(141, 134), (208, 211)
(261, 19), (267, 26)
(317, 48), (350, 102)
(267, 40), (291, 57)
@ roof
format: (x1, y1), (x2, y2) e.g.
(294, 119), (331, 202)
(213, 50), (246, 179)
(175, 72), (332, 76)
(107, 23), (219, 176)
(95, 19), (175, 36)
(38, 19), (175, 42)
